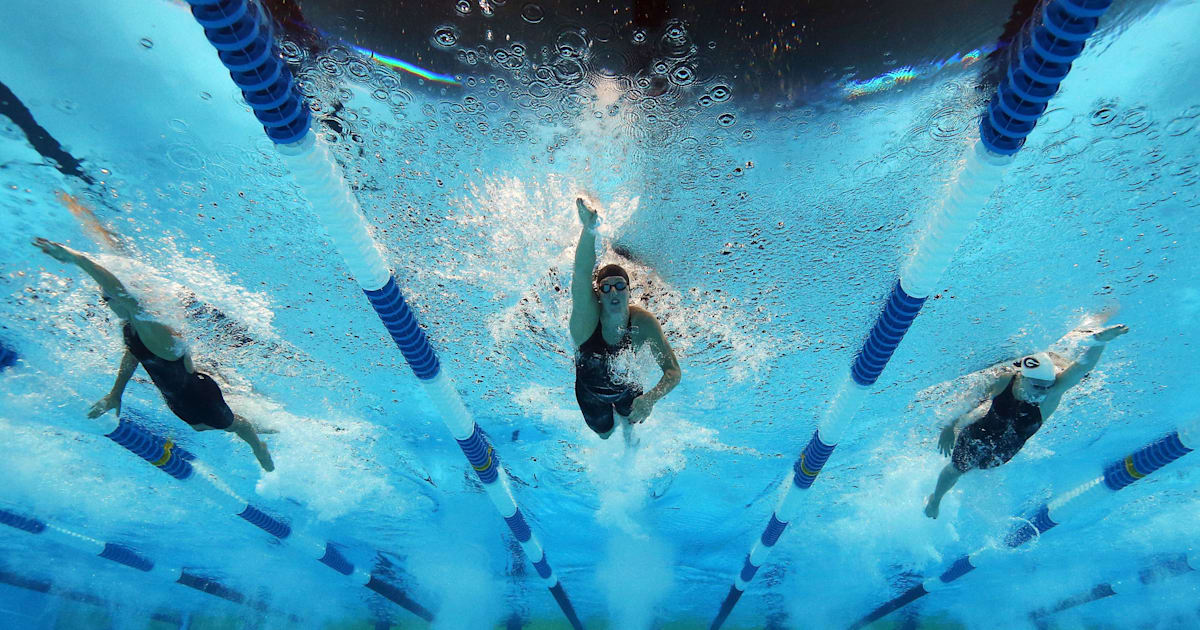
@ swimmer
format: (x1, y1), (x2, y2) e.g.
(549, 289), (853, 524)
(570, 198), (681, 440)
(924, 323), (1130, 518)
(32, 238), (275, 471)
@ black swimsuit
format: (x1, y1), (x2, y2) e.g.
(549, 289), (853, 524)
(574, 319), (643, 435)
(122, 324), (235, 430)
(952, 377), (1044, 473)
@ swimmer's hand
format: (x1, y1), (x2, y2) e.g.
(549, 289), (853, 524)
(33, 237), (75, 263)
(576, 198), (598, 229)
(1091, 324), (1129, 343)
(627, 395), (653, 424)
(88, 393), (121, 419)
(937, 424), (956, 457)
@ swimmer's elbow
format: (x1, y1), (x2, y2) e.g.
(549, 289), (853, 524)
(666, 365), (682, 386)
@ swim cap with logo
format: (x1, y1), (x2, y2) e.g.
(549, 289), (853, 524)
(1018, 352), (1055, 382)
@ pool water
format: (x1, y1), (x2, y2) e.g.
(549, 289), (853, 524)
(1, 0), (1199, 628)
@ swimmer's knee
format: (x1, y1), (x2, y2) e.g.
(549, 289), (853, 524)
(597, 428), (615, 440)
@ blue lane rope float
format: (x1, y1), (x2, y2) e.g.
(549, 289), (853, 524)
(710, 1), (1116, 626)
(980, 0), (1114, 155)
(849, 420), (1199, 629)
(105, 415), (195, 481)
(185, 0), (309, 144)
(1028, 552), (1198, 625)
(87, 410), (432, 621)
(0, 569), (109, 610)
(178, 0), (584, 626)
(0, 507), (249, 604)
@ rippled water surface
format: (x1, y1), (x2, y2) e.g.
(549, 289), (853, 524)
(1, 0), (1199, 628)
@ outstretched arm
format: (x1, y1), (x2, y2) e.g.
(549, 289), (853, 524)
(88, 350), (138, 419)
(1054, 324), (1129, 391)
(32, 238), (133, 302)
(568, 198), (600, 347)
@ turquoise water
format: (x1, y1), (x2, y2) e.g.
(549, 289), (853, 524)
(1, 0), (1199, 628)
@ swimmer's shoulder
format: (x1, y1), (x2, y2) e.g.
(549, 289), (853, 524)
(130, 319), (187, 360)
(628, 306), (664, 342)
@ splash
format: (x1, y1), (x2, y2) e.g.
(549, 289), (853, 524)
(247, 398), (400, 521)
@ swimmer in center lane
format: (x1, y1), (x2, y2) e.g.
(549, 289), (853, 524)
(33, 238), (276, 471)
(570, 198), (681, 440)
(924, 323), (1130, 518)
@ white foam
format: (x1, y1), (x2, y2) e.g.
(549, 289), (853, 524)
(246, 398), (400, 521)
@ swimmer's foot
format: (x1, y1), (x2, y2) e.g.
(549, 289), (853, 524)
(252, 441), (275, 472)
(924, 495), (940, 520)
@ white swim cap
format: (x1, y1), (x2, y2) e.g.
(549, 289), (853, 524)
(1019, 352), (1055, 382)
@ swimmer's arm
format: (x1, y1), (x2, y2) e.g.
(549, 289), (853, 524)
(55, 244), (134, 304)
(108, 350), (139, 399)
(568, 199), (600, 346)
(637, 312), (681, 405)
(951, 402), (989, 431)
(1054, 344), (1108, 392)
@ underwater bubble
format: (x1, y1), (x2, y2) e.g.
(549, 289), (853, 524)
(592, 23), (615, 42)
(660, 19), (693, 58)
(521, 3), (544, 23)
(327, 46), (352, 63)
(556, 29), (588, 59)
(1090, 138), (1128, 163)
(1165, 117), (1195, 137)
(698, 95), (713, 107)
(1090, 104), (1117, 125)
(632, 29), (647, 44)
(389, 88), (413, 107)
(166, 144), (206, 171)
(1041, 135), (1089, 164)
(551, 59), (585, 86)
(317, 56), (342, 76)
(669, 64), (695, 86)
(928, 109), (968, 141)
(347, 60), (371, 80)
(1036, 107), (1074, 135)
(717, 112), (736, 127)
(741, 128), (755, 140)
(709, 84), (731, 102)
(280, 40), (305, 63)
(456, 0), (472, 14)
(434, 25), (460, 48)
(138, 37), (154, 49)
(511, 43), (526, 56)
(1118, 107), (1150, 130)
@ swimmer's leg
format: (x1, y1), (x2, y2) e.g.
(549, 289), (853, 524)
(618, 414), (639, 448)
(925, 463), (963, 519)
(229, 414), (275, 472)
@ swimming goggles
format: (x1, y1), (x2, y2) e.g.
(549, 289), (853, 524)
(599, 281), (627, 293)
